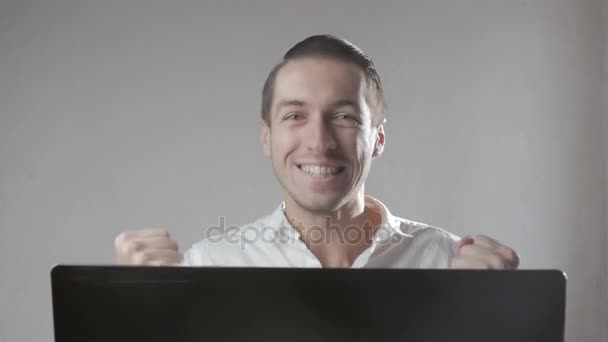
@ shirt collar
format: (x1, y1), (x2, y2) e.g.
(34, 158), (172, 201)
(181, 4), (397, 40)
(364, 195), (413, 242)
(269, 195), (413, 242)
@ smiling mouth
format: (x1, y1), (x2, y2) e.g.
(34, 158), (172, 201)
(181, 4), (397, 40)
(297, 164), (345, 177)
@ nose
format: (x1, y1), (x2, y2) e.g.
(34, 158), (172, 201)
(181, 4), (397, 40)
(304, 115), (338, 153)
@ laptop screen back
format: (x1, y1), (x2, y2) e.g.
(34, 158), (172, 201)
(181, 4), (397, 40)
(51, 266), (566, 342)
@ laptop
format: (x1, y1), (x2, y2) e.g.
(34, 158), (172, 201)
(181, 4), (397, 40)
(51, 265), (566, 342)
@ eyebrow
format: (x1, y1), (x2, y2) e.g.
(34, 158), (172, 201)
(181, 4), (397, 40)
(275, 99), (360, 111)
(330, 99), (360, 111)
(276, 100), (306, 111)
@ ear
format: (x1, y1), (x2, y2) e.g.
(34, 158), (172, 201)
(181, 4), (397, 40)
(372, 124), (385, 158)
(260, 119), (271, 158)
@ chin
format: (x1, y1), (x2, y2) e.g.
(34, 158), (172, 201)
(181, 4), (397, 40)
(293, 193), (346, 214)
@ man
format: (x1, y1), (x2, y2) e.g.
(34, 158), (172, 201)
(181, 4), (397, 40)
(115, 35), (519, 270)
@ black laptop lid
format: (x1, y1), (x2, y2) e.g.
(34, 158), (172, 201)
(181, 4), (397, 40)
(51, 266), (566, 342)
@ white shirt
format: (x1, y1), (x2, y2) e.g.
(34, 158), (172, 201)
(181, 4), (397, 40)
(184, 196), (459, 268)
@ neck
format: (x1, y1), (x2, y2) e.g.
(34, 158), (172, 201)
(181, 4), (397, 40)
(282, 192), (381, 268)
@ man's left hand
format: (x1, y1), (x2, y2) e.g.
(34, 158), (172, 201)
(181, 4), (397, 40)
(450, 235), (520, 269)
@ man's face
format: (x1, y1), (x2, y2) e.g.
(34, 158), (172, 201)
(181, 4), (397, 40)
(261, 57), (384, 214)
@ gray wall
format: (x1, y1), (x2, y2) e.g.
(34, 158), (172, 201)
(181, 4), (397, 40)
(602, 0), (608, 338)
(1, 0), (606, 341)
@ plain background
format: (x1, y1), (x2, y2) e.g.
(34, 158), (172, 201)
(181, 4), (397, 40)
(1, 0), (606, 341)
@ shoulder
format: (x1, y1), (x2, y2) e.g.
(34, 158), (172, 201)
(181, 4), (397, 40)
(368, 196), (458, 252)
(394, 215), (460, 259)
(397, 216), (459, 240)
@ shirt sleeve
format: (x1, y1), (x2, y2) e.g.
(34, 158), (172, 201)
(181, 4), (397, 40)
(182, 242), (212, 266)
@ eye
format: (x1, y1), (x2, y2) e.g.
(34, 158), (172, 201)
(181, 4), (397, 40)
(283, 112), (303, 121)
(333, 113), (361, 126)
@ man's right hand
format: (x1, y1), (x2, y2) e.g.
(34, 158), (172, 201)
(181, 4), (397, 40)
(114, 228), (183, 265)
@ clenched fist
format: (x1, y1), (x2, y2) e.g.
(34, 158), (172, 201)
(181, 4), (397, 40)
(114, 228), (183, 266)
(450, 235), (519, 270)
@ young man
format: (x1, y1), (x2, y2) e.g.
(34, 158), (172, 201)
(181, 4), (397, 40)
(115, 35), (519, 270)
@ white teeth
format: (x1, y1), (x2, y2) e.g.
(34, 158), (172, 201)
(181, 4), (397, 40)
(300, 164), (341, 177)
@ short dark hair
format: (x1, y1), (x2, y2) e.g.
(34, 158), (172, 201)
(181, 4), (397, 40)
(261, 35), (385, 126)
